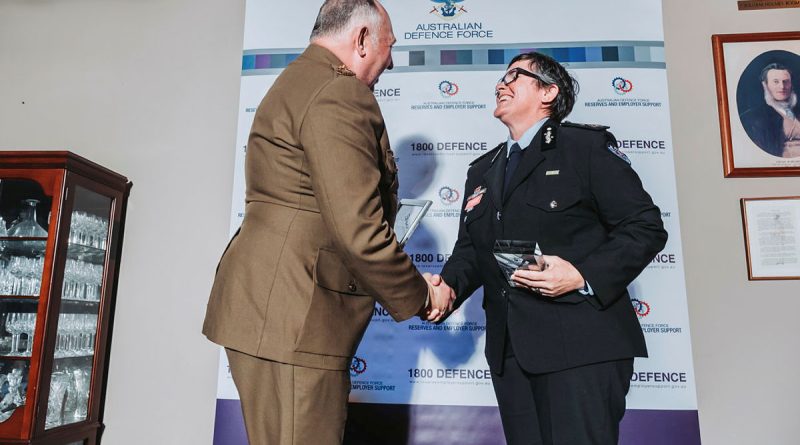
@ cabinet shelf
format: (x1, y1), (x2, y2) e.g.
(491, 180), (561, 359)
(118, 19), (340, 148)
(0, 296), (39, 301)
(66, 243), (106, 264)
(60, 299), (99, 306)
(0, 355), (32, 361)
(53, 353), (94, 360)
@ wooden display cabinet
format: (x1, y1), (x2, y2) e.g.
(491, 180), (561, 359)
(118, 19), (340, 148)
(0, 152), (131, 445)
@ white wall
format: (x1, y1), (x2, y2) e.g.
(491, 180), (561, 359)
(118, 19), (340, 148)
(662, 1), (800, 444)
(2, 0), (799, 444)
(0, 1), (245, 443)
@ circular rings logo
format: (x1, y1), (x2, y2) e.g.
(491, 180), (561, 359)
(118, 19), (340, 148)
(612, 77), (633, 95)
(438, 80), (460, 97)
(350, 356), (367, 376)
(439, 186), (460, 205)
(631, 298), (651, 318)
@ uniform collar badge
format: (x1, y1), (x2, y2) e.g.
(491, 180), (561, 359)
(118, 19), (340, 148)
(542, 125), (558, 151)
(335, 64), (355, 76)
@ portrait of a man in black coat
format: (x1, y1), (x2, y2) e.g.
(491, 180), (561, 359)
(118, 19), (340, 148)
(739, 62), (800, 158)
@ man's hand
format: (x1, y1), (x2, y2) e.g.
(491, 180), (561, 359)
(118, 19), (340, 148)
(420, 273), (456, 322)
(510, 255), (585, 298)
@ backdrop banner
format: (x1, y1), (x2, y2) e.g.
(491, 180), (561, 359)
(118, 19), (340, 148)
(214, 1), (700, 443)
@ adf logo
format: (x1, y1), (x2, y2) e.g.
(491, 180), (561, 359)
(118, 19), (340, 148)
(350, 357), (367, 376)
(612, 77), (634, 95)
(429, 0), (468, 20)
(438, 80), (459, 97)
(631, 298), (650, 318)
(439, 186), (460, 205)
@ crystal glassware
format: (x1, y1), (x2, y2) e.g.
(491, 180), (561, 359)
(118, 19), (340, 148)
(45, 371), (71, 428)
(21, 313), (36, 356)
(5, 313), (22, 356)
(8, 199), (47, 237)
(0, 216), (7, 253)
(64, 366), (90, 423)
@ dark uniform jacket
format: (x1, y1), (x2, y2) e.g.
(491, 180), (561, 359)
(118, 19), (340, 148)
(440, 119), (667, 374)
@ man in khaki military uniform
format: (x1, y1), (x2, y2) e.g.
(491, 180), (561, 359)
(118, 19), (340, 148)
(202, 1), (454, 443)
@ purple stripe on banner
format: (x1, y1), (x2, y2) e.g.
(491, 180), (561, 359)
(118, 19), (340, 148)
(440, 50), (457, 65)
(213, 399), (700, 445)
(213, 399), (248, 445)
(345, 404), (504, 445)
(620, 409), (701, 445)
(254, 54), (271, 69)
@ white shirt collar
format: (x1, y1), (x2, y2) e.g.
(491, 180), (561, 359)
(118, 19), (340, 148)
(506, 118), (549, 157)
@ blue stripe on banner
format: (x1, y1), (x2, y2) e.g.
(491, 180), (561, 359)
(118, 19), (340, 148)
(567, 46), (587, 62)
(241, 55), (256, 71)
(586, 46), (604, 62)
(214, 398), (700, 445)
(241, 42), (666, 75)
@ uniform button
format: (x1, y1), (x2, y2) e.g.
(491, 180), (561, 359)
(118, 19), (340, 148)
(348, 282), (357, 292)
(501, 289), (507, 297)
(496, 211), (501, 221)
(550, 200), (558, 209)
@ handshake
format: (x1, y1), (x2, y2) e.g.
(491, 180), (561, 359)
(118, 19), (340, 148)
(419, 273), (456, 323)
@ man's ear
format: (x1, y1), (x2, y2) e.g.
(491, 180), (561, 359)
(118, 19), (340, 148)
(357, 27), (369, 57)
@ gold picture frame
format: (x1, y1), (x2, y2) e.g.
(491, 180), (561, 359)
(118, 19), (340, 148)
(712, 31), (800, 177)
(740, 196), (800, 280)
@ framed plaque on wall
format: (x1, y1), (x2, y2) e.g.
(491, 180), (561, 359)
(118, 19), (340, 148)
(741, 196), (800, 280)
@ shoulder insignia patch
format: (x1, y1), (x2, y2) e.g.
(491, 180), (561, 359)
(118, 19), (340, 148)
(607, 143), (631, 165)
(335, 64), (355, 77)
(561, 121), (610, 131)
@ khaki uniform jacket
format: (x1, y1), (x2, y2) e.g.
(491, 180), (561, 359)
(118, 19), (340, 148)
(203, 44), (428, 371)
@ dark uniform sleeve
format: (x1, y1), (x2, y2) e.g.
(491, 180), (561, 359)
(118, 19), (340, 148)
(574, 133), (668, 308)
(440, 173), (483, 310)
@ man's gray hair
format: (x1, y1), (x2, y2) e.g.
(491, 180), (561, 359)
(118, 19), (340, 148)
(760, 62), (792, 83)
(310, 0), (382, 42)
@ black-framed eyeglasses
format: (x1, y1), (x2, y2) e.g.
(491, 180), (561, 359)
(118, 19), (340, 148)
(497, 67), (549, 86)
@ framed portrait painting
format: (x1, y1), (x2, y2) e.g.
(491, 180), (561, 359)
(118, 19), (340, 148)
(712, 31), (800, 177)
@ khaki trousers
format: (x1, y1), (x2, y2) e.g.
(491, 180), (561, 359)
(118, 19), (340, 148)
(226, 348), (350, 445)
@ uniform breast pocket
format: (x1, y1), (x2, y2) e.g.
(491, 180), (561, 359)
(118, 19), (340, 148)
(526, 186), (582, 213)
(525, 186), (584, 247)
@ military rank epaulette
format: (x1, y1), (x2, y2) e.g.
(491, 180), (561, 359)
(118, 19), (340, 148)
(335, 64), (355, 76)
(562, 121), (627, 164)
(470, 142), (504, 166)
(561, 121), (610, 131)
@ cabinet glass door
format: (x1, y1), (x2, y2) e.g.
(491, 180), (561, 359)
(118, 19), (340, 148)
(0, 178), (50, 423)
(45, 185), (110, 429)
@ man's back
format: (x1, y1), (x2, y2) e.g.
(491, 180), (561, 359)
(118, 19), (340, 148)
(203, 44), (427, 372)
